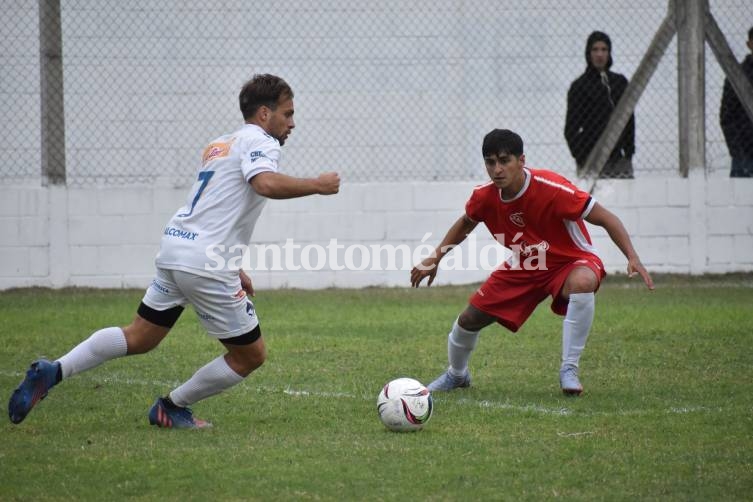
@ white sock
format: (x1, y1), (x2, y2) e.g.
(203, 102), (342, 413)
(169, 355), (244, 407)
(56, 327), (128, 379)
(447, 319), (480, 377)
(561, 292), (595, 369)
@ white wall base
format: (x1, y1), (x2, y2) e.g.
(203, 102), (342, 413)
(1, 177), (752, 290)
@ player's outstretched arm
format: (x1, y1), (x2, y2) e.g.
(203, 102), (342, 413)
(585, 203), (655, 290)
(410, 214), (477, 288)
(251, 171), (340, 199)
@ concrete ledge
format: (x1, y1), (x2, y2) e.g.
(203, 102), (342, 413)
(0, 177), (751, 289)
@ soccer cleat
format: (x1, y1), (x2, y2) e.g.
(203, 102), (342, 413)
(426, 368), (471, 392)
(148, 397), (212, 429)
(8, 359), (61, 424)
(560, 365), (584, 396)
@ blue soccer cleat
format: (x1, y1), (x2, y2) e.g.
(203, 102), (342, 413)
(560, 365), (584, 396)
(8, 359), (61, 424)
(426, 368), (472, 392)
(148, 397), (212, 429)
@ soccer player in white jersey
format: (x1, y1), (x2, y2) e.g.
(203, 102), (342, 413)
(8, 74), (340, 428)
(411, 129), (653, 396)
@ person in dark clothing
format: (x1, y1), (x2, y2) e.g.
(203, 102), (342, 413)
(720, 26), (753, 178)
(565, 31), (635, 179)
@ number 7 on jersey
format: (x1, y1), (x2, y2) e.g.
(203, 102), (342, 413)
(178, 171), (215, 218)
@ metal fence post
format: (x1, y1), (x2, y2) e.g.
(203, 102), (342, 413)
(39, 0), (66, 186)
(582, 0), (676, 189)
(677, 0), (706, 177)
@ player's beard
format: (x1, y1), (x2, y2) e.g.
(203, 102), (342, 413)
(276, 132), (289, 146)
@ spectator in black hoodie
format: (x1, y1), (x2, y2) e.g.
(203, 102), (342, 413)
(720, 26), (753, 178)
(565, 31), (635, 179)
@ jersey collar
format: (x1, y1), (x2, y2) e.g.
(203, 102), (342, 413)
(499, 168), (531, 203)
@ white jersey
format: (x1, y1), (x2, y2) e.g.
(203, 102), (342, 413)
(155, 123), (279, 278)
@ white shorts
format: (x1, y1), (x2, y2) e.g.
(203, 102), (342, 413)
(141, 268), (259, 338)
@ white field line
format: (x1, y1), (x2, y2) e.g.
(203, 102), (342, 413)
(0, 369), (727, 418)
(557, 431), (595, 437)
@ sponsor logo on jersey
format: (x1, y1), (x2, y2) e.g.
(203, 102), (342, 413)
(201, 141), (233, 166)
(150, 279), (169, 294)
(164, 226), (198, 240)
(195, 310), (215, 321)
(249, 150), (268, 163)
(509, 212), (525, 227)
(518, 240), (549, 256)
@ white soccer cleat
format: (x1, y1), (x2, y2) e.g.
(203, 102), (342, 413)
(426, 368), (471, 392)
(559, 365), (583, 396)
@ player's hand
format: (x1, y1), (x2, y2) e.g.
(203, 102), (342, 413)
(627, 257), (654, 290)
(239, 269), (255, 297)
(317, 172), (340, 195)
(411, 256), (440, 287)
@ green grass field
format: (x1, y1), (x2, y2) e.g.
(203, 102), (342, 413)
(2, 274), (752, 500)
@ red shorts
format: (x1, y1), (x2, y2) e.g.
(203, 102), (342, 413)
(469, 258), (605, 333)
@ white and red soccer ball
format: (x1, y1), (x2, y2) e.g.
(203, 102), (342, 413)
(376, 377), (433, 432)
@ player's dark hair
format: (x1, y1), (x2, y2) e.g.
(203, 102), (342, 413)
(482, 129), (524, 158)
(748, 26), (753, 41)
(239, 74), (294, 120)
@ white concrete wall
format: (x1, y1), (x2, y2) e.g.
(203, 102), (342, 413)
(1, 178), (751, 291)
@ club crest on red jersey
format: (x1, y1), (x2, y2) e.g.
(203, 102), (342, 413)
(509, 212), (525, 227)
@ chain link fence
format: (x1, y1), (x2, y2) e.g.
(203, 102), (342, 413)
(1, 0), (750, 187)
(2, 2), (41, 185)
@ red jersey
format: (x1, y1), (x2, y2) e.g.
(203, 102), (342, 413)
(465, 168), (602, 268)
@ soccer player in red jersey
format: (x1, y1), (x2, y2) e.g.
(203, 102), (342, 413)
(411, 129), (653, 395)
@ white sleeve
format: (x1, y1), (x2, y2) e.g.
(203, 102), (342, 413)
(239, 135), (281, 182)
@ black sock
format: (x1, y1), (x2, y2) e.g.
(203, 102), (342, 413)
(55, 363), (62, 384)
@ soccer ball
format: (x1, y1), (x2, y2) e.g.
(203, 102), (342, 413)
(376, 377), (433, 432)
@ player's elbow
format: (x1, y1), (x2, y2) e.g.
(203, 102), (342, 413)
(250, 173), (277, 198)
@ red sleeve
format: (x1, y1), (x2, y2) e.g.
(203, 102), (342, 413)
(551, 179), (592, 220)
(465, 187), (486, 222)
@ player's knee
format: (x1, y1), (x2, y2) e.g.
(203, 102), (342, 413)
(222, 326), (266, 376)
(125, 304), (179, 355)
(123, 320), (168, 355)
(458, 306), (494, 332)
(244, 341), (267, 370)
(563, 267), (599, 296)
(229, 346), (265, 377)
(564, 277), (598, 296)
(457, 311), (475, 330)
